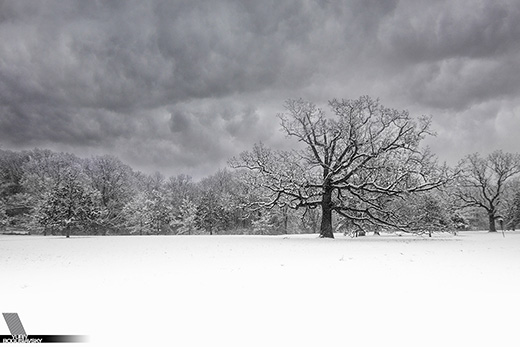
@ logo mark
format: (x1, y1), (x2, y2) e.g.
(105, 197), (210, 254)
(1, 313), (87, 344)
(2, 314), (26, 337)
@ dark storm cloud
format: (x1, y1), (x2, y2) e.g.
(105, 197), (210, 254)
(378, 0), (520, 111)
(166, 100), (267, 165)
(0, 0), (340, 176)
(387, 56), (520, 112)
(372, 0), (520, 162)
(379, 1), (520, 63)
(1, 0), (520, 176)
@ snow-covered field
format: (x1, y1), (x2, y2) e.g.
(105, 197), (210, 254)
(1, 231), (519, 347)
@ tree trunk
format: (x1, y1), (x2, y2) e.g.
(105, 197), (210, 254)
(66, 225), (70, 238)
(284, 210), (288, 234)
(319, 188), (334, 238)
(488, 213), (497, 232)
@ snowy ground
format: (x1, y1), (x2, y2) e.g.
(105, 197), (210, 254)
(1, 231), (519, 347)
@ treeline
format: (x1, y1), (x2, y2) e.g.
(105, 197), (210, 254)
(0, 148), (318, 236)
(2, 147), (520, 237)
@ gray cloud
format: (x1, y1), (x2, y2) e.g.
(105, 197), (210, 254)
(1, 0), (520, 177)
(165, 99), (270, 168)
(379, 1), (520, 63)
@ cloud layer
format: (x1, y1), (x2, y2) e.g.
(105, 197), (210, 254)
(1, 0), (519, 177)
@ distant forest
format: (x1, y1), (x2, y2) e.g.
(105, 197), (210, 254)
(1, 146), (519, 237)
(0, 149), (518, 239)
(0, 148), (311, 237)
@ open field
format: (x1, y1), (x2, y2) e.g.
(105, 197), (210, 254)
(1, 231), (519, 347)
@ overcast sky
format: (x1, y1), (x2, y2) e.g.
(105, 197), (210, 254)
(1, 0), (520, 179)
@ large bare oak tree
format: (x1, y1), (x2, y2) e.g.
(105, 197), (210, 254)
(230, 96), (450, 238)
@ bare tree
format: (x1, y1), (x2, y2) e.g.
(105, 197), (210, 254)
(456, 151), (520, 232)
(502, 178), (520, 230)
(83, 155), (134, 233)
(230, 96), (450, 238)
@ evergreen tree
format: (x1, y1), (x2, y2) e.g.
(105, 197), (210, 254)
(37, 171), (103, 237)
(171, 197), (199, 235)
